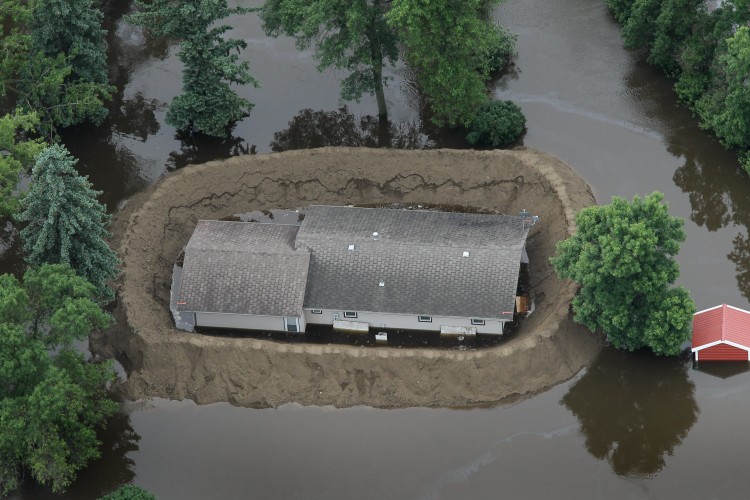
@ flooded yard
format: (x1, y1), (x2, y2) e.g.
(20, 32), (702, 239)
(9, 0), (750, 497)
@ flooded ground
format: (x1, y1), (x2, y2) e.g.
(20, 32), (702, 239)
(9, 0), (750, 497)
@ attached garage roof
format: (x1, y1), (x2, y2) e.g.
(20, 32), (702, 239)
(692, 304), (750, 352)
(176, 221), (310, 316)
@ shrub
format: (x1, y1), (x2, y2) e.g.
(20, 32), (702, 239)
(466, 100), (526, 147)
(100, 485), (157, 500)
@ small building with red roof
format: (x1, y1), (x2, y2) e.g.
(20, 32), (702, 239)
(692, 304), (750, 362)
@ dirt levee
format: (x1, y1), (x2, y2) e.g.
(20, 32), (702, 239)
(101, 147), (601, 408)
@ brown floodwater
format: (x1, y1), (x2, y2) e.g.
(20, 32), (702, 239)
(10, 0), (750, 497)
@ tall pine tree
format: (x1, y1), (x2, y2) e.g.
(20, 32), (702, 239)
(30, 0), (109, 84)
(17, 145), (119, 302)
(130, 0), (257, 137)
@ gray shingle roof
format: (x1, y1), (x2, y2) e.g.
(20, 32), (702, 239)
(296, 206), (530, 318)
(176, 221), (310, 316)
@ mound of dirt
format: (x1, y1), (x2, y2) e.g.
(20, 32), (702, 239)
(95, 147), (602, 408)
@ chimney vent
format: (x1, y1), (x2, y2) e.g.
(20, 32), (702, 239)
(372, 232), (380, 241)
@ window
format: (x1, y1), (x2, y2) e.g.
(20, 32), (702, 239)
(311, 309), (323, 314)
(471, 319), (485, 326)
(344, 311), (358, 319)
(284, 317), (300, 332)
(418, 316), (432, 323)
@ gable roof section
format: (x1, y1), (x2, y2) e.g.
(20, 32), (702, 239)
(177, 221), (310, 317)
(692, 304), (750, 352)
(296, 206), (530, 318)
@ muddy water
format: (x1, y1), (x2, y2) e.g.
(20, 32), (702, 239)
(10, 0), (750, 498)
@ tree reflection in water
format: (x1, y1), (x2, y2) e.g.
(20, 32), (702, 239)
(270, 106), (433, 152)
(561, 347), (698, 477)
(167, 129), (252, 170)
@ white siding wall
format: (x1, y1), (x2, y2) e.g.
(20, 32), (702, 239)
(194, 312), (306, 333)
(304, 309), (505, 335)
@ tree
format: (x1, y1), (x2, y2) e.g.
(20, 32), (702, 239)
(100, 485), (157, 500)
(30, 0), (109, 84)
(130, 0), (257, 137)
(17, 144), (120, 302)
(551, 192), (695, 355)
(0, 0), (112, 133)
(466, 99), (525, 147)
(388, 0), (515, 126)
(697, 26), (750, 159)
(0, 110), (45, 217)
(0, 264), (116, 495)
(261, 0), (398, 119)
(619, 0), (703, 76)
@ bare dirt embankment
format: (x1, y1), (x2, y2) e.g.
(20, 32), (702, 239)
(95, 147), (602, 408)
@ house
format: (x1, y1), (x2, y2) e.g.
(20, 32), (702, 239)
(175, 205), (533, 336)
(692, 304), (750, 362)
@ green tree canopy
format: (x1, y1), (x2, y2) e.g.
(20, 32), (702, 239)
(100, 484), (157, 500)
(0, 0), (112, 133)
(17, 144), (120, 302)
(0, 110), (45, 217)
(618, 0), (703, 76)
(387, 0), (515, 126)
(261, 0), (398, 119)
(605, 0), (750, 173)
(0, 264), (116, 495)
(130, 0), (257, 137)
(551, 192), (695, 355)
(697, 26), (750, 155)
(466, 99), (525, 147)
(30, 0), (109, 84)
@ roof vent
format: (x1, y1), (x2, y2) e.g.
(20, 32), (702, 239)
(372, 231), (380, 241)
(462, 251), (470, 258)
(379, 279), (385, 287)
(348, 244), (355, 251)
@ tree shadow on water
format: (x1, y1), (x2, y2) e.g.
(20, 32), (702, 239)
(270, 106), (433, 152)
(561, 347), (698, 478)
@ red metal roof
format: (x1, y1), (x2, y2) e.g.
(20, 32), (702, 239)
(692, 304), (750, 352)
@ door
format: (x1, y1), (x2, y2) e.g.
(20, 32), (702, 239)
(284, 316), (300, 332)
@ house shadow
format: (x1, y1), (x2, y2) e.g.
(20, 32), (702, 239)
(561, 347), (698, 478)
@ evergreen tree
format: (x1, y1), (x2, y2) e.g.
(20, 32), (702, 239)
(17, 144), (119, 302)
(551, 192), (695, 356)
(130, 0), (257, 137)
(0, 264), (115, 495)
(261, 0), (398, 119)
(30, 0), (109, 84)
(0, 0), (112, 132)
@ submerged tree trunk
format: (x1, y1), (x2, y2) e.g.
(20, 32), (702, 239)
(369, 0), (388, 120)
(373, 68), (388, 119)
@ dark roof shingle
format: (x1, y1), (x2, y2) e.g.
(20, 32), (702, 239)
(296, 206), (529, 318)
(176, 222), (309, 316)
